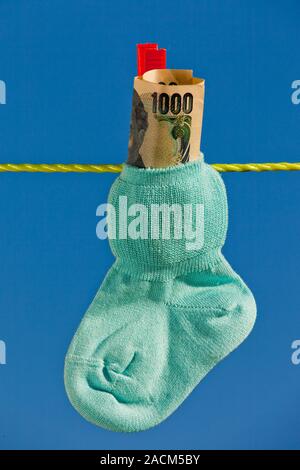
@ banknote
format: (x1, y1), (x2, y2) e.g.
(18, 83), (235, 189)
(127, 69), (205, 168)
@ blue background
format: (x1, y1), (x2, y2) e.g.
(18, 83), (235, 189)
(0, 0), (299, 450)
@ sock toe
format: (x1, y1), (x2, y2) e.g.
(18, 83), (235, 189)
(64, 358), (164, 432)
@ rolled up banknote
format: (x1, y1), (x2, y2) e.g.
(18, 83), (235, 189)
(127, 69), (205, 168)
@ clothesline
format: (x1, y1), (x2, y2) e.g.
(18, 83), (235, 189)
(0, 162), (299, 173)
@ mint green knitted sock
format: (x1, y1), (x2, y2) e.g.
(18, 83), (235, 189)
(64, 158), (256, 432)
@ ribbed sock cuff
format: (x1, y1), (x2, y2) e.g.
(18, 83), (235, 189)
(114, 249), (223, 281)
(120, 156), (204, 186)
(108, 153), (228, 277)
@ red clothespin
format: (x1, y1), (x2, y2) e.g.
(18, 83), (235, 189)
(137, 43), (167, 76)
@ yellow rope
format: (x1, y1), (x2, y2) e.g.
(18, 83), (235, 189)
(0, 162), (299, 173)
(212, 162), (300, 173)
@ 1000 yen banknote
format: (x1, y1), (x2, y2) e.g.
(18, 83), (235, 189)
(128, 69), (204, 168)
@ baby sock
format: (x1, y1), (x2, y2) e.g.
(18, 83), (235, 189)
(64, 157), (256, 432)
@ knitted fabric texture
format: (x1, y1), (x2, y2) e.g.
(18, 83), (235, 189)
(64, 158), (256, 432)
